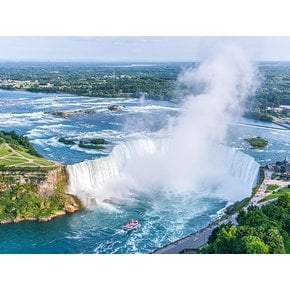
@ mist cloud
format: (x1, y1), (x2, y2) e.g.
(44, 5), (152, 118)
(124, 44), (260, 193)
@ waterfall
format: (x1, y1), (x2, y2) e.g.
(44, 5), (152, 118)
(216, 146), (259, 188)
(213, 146), (260, 199)
(67, 138), (260, 206)
(67, 138), (169, 205)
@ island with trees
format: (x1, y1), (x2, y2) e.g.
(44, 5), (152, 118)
(244, 136), (268, 149)
(58, 137), (110, 150)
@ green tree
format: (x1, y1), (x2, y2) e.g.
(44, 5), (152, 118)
(283, 214), (290, 234)
(240, 235), (269, 254)
(212, 224), (238, 253)
(278, 192), (290, 208)
(263, 228), (286, 254)
(237, 207), (269, 227)
(262, 203), (286, 222)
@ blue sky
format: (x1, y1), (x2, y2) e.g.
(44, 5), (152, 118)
(1, 37), (290, 62)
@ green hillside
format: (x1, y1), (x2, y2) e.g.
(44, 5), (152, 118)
(0, 131), (55, 168)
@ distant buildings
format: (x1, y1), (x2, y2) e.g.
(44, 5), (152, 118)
(280, 105), (290, 111)
(267, 157), (290, 179)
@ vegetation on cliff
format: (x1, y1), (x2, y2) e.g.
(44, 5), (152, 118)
(0, 173), (81, 222)
(0, 130), (56, 169)
(0, 131), (82, 224)
(0, 130), (43, 158)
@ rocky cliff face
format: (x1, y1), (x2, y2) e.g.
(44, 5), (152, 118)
(0, 166), (68, 196)
(38, 166), (67, 197)
(38, 166), (82, 217)
(0, 166), (82, 224)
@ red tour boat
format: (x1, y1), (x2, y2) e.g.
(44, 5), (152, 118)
(122, 219), (141, 231)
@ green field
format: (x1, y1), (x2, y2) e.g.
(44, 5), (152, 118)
(261, 186), (290, 202)
(266, 184), (280, 192)
(33, 158), (55, 166)
(0, 145), (11, 157)
(0, 143), (55, 168)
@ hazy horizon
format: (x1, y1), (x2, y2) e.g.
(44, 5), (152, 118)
(1, 37), (290, 62)
(1, 60), (290, 63)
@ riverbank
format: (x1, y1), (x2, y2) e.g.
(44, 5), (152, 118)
(0, 204), (80, 224)
(152, 206), (238, 254)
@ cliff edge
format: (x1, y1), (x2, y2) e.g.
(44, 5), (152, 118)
(0, 131), (82, 224)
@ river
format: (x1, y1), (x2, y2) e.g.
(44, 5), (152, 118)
(0, 89), (289, 253)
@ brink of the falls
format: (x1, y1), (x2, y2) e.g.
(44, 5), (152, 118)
(67, 138), (260, 207)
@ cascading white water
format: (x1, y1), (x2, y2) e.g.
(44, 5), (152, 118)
(67, 137), (260, 206)
(216, 146), (259, 188)
(212, 145), (260, 200)
(67, 138), (169, 205)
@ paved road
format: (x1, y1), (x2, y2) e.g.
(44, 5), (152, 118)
(153, 214), (238, 254)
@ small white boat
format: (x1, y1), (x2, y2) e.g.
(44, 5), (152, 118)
(122, 219), (141, 231)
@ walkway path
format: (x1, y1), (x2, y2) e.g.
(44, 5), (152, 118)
(250, 170), (290, 206)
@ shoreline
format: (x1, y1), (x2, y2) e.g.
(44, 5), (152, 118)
(0, 207), (81, 225)
(151, 201), (238, 254)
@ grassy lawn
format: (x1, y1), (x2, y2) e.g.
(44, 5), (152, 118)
(15, 150), (37, 159)
(277, 187), (290, 194)
(33, 158), (55, 166)
(260, 186), (290, 202)
(5, 157), (25, 162)
(15, 149), (54, 166)
(0, 144), (55, 168)
(0, 144), (12, 157)
(261, 193), (283, 202)
(0, 159), (24, 165)
(266, 184), (280, 192)
(16, 163), (42, 168)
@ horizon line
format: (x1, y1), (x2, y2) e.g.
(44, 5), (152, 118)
(0, 59), (290, 63)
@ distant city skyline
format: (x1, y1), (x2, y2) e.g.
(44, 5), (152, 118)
(1, 37), (290, 62)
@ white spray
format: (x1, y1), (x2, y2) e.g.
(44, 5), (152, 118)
(162, 44), (259, 190)
(67, 44), (260, 206)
